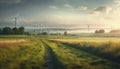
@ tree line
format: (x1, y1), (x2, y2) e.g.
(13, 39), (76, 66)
(95, 29), (105, 34)
(0, 27), (26, 35)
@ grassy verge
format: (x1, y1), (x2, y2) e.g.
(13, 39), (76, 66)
(0, 38), (46, 69)
(52, 40), (120, 63)
(45, 40), (120, 69)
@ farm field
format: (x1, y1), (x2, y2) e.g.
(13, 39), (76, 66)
(0, 35), (120, 69)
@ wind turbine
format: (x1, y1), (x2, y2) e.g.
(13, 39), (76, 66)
(9, 13), (19, 28)
(38, 24), (42, 33)
(34, 24), (38, 34)
(87, 24), (90, 33)
(14, 17), (17, 28)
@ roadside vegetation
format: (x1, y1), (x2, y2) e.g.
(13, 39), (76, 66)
(44, 40), (120, 69)
(50, 37), (120, 63)
(0, 37), (46, 69)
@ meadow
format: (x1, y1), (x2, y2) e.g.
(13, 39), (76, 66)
(0, 35), (120, 69)
(0, 36), (46, 69)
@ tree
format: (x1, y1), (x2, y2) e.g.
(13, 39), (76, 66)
(12, 27), (19, 35)
(99, 29), (105, 33)
(95, 30), (99, 34)
(64, 31), (67, 36)
(42, 32), (48, 35)
(19, 27), (25, 35)
(2, 27), (13, 35)
(24, 32), (30, 35)
(0, 28), (2, 35)
(95, 29), (105, 34)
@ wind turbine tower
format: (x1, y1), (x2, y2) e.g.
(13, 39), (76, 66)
(88, 24), (90, 33)
(14, 17), (17, 28)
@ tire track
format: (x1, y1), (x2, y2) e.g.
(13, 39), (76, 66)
(41, 40), (64, 69)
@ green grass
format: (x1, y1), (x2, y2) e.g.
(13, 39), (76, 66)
(44, 40), (120, 69)
(0, 38), (46, 69)
(50, 37), (120, 63)
(49, 36), (120, 62)
(1, 35), (120, 69)
(51, 37), (120, 43)
(0, 35), (33, 41)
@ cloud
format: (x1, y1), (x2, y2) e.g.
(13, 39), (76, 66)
(64, 4), (88, 13)
(110, 0), (120, 15)
(114, 0), (120, 7)
(0, 0), (23, 4)
(64, 4), (73, 8)
(90, 6), (112, 14)
(79, 6), (87, 10)
(49, 5), (57, 9)
(77, 6), (88, 11)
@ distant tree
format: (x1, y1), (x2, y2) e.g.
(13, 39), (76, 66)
(99, 29), (105, 33)
(12, 27), (19, 35)
(95, 30), (99, 34)
(19, 27), (25, 35)
(95, 29), (105, 34)
(58, 32), (61, 35)
(42, 32), (48, 35)
(2, 27), (13, 35)
(24, 32), (30, 35)
(0, 28), (2, 35)
(0, 27), (27, 35)
(64, 31), (67, 36)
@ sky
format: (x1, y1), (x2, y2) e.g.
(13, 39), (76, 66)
(0, 0), (120, 29)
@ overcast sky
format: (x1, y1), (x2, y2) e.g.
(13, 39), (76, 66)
(0, 0), (120, 29)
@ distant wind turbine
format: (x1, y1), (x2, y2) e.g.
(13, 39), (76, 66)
(87, 24), (90, 33)
(9, 13), (19, 28)
(14, 17), (17, 28)
(34, 24), (38, 34)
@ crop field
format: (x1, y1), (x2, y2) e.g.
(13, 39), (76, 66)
(0, 35), (120, 69)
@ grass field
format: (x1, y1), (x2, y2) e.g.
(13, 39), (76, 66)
(0, 35), (120, 69)
(0, 36), (46, 69)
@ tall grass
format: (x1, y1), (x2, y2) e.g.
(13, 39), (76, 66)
(73, 41), (120, 62)
(1, 36), (120, 69)
(0, 38), (46, 69)
(45, 40), (120, 69)
(51, 38), (120, 63)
